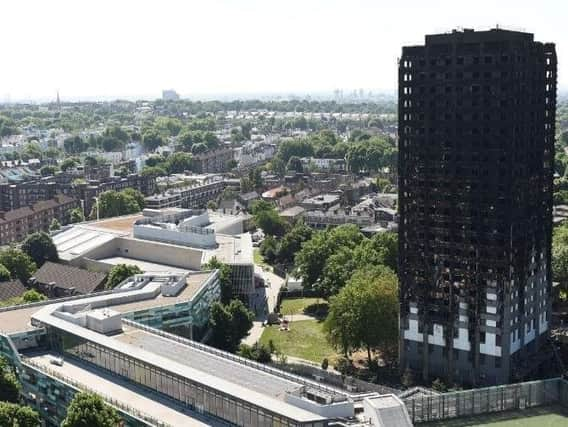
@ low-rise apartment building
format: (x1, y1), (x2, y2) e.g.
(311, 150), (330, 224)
(145, 177), (225, 210)
(0, 194), (78, 244)
(192, 147), (234, 173)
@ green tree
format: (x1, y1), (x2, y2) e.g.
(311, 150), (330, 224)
(209, 300), (254, 352)
(228, 299), (254, 344)
(275, 221), (313, 265)
(101, 136), (122, 152)
(69, 208), (85, 224)
(367, 232), (398, 273)
(553, 244), (568, 294)
(43, 147), (62, 160)
(83, 155), (100, 168)
(22, 289), (46, 303)
(177, 130), (196, 151)
(63, 136), (86, 154)
(164, 152), (192, 174)
(0, 264), (10, 281)
(122, 188), (145, 210)
(141, 166), (167, 177)
(286, 156), (303, 173)
(254, 208), (287, 237)
(145, 155), (165, 167)
(49, 218), (61, 231)
(0, 115), (18, 137)
(295, 224), (363, 292)
(209, 302), (233, 350)
(191, 142), (208, 154)
(142, 129), (164, 151)
(104, 126), (129, 143)
(250, 200), (288, 237)
(0, 356), (21, 403)
(203, 257), (232, 303)
(21, 232), (59, 268)
(269, 157), (286, 176)
(155, 117), (183, 136)
(238, 342), (273, 363)
(277, 139), (314, 162)
(376, 177), (391, 192)
(39, 165), (57, 177)
(22, 142), (43, 161)
(0, 248), (37, 283)
(91, 190), (143, 219)
(324, 267), (398, 363)
(0, 402), (40, 427)
(560, 130), (568, 147)
(105, 264), (143, 289)
(61, 392), (121, 427)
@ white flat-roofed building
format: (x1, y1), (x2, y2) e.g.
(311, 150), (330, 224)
(0, 269), (386, 426)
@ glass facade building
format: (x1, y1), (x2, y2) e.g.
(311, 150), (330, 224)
(53, 329), (325, 427)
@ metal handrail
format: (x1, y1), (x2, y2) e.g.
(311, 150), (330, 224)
(22, 358), (173, 427)
(121, 318), (356, 400)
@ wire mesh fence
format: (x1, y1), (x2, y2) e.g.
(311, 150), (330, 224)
(403, 377), (568, 424)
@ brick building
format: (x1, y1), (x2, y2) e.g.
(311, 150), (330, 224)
(0, 194), (79, 245)
(192, 148), (234, 173)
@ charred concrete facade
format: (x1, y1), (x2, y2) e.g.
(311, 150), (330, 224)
(398, 29), (556, 386)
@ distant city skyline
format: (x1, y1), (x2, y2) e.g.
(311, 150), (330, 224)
(1, 0), (567, 102)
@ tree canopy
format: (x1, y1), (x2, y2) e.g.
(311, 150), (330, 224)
(0, 248), (37, 283)
(203, 257), (232, 304)
(21, 232), (59, 268)
(209, 299), (254, 352)
(0, 356), (20, 403)
(0, 402), (40, 427)
(91, 189), (144, 219)
(250, 200), (288, 237)
(69, 208), (85, 224)
(345, 136), (396, 174)
(106, 264), (143, 289)
(63, 136), (87, 154)
(295, 226), (397, 297)
(324, 267), (398, 363)
(61, 392), (121, 427)
(0, 264), (11, 281)
(142, 129), (164, 151)
(260, 221), (313, 267)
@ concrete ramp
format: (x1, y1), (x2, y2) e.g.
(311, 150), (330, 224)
(363, 394), (413, 427)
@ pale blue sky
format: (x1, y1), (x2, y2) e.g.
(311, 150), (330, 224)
(0, 0), (565, 101)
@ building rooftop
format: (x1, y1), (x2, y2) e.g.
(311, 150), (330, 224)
(26, 354), (216, 426)
(31, 262), (107, 295)
(425, 28), (534, 45)
(89, 214), (144, 233)
(95, 256), (190, 275)
(0, 272), (214, 335)
(0, 194), (76, 223)
(0, 279), (26, 302)
(22, 277), (338, 423)
(202, 233), (253, 265)
(302, 193), (341, 206)
(280, 205), (306, 217)
(52, 225), (125, 262)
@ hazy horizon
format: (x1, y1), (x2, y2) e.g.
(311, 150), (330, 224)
(2, 0), (567, 102)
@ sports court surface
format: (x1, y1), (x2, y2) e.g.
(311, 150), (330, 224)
(423, 405), (568, 426)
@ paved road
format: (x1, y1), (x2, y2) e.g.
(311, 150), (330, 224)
(243, 265), (286, 346)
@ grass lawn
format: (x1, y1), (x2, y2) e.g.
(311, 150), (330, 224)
(424, 405), (568, 427)
(279, 297), (328, 316)
(259, 319), (337, 364)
